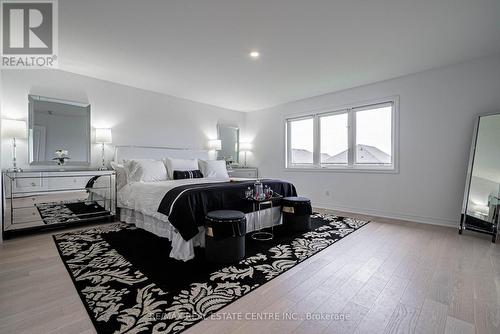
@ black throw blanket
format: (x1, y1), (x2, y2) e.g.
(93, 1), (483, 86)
(157, 179), (297, 240)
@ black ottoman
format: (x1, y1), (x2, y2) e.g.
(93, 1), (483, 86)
(282, 197), (313, 232)
(205, 210), (247, 263)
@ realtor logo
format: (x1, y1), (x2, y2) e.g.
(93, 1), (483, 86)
(1, 0), (58, 68)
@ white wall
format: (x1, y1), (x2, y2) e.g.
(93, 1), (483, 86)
(1, 69), (246, 169)
(246, 56), (500, 227)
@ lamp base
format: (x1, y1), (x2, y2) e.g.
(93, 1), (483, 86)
(98, 143), (108, 170)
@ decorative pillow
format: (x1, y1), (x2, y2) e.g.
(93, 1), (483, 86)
(173, 170), (204, 180)
(164, 158), (199, 179)
(124, 159), (168, 182)
(198, 160), (229, 179)
(110, 161), (128, 190)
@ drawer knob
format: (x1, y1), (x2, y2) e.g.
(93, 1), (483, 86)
(31, 182), (36, 186)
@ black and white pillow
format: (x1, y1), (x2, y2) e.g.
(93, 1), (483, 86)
(173, 170), (204, 180)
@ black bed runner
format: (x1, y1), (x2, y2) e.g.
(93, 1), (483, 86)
(157, 179), (297, 241)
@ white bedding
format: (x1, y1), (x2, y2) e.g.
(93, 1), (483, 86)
(118, 177), (228, 221)
(118, 178), (282, 261)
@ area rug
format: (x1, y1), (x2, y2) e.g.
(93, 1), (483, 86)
(37, 201), (109, 225)
(53, 213), (368, 334)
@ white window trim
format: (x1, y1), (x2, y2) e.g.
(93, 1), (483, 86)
(284, 96), (399, 173)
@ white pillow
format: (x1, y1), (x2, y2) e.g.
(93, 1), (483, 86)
(164, 158), (199, 180)
(198, 160), (229, 179)
(110, 161), (128, 190)
(125, 159), (168, 182)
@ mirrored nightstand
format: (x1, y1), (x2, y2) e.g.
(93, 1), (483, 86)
(228, 167), (258, 178)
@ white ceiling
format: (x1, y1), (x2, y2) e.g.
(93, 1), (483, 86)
(59, 0), (500, 111)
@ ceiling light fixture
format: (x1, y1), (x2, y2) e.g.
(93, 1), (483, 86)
(249, 51), (260, 58)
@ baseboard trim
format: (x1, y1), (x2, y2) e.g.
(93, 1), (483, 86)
(314, 202), (458, 228)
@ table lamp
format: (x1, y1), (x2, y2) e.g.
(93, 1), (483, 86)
(95, 128), (112, 170)
(240, 142), (252, 167)
(1, 119), (27, 172)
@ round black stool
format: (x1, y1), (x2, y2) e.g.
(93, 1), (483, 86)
(282, 197), (313, 232)
(205, 210), (247, 263)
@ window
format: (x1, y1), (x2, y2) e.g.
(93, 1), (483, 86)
(285, 98), (398, 171)
(355, 104), (393, 166)
(320, 112), (348, 165)
(288, 117), (314, 165)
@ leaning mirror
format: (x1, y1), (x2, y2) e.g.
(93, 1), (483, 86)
(217, 124), (239, 164)
(460, 112), (500, 242)
(28, 95), (91, 166)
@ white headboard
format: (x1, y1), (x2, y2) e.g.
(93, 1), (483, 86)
(113, 145), (210, 162)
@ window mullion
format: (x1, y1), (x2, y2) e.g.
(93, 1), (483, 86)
(313, 115), (320, 167)
(286, 121), (291, 168)
(348, 109), (355, 167)
(391, 103), (396, 167)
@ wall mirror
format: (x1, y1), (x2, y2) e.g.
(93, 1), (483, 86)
(217, 124), (239, 164)
(28, 95), (91, 166)
(460, 112), (500, 242)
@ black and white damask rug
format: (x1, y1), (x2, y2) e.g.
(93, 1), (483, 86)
(53, 213), (368, 334)
(37, 201), (108, 225)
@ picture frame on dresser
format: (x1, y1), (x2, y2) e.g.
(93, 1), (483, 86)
(2, 169), (116, 239)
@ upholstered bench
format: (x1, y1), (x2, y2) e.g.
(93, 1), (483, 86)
(282, 197), (313, 232)
(205, 210), (247, 263)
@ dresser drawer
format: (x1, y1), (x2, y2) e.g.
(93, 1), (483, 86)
(229, 168), (258, 178)
(12, 207), (43, 224)
(11, 172), (45, 192)
(48, 174), (111, 190)
(10, 196), (40, 208)
(48, 176), (89, 190)
(11, 191), (89, 208)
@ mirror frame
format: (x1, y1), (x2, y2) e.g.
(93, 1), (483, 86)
(217, 123), (240, 163)
(460, 111), (500, 231)
(28, 95), (91, 166)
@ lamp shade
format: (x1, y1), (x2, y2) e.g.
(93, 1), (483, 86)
(95, 128), (112, 143)
(1, 119), (27, 139)
(240, 142), (252, 152)
(208, 139), (222, 151)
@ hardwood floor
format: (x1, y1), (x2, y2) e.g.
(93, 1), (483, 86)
(0, 210), (499, 334)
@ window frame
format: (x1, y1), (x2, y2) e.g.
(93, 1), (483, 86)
(286, 115), (315, 168)
(284, 96), (399, 173)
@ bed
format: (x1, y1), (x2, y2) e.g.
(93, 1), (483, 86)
(113, 145), (294, 261)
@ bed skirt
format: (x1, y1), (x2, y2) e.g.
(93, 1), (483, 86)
(119, 207), (282, 261)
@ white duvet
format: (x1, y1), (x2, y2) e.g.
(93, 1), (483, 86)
(118, 177), (230, 222)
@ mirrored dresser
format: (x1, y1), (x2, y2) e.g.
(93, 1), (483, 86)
(2, 169), (116, 238)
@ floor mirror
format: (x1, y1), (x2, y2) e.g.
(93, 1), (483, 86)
(460, 112), (500, 242)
